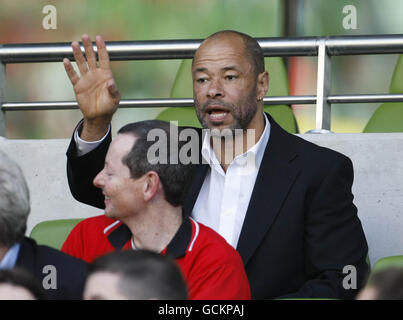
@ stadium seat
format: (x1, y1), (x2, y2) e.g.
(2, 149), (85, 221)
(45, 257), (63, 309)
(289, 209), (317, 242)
(156, 59), (201, 128)
(363, 55), (403, 132)
(371, 255), (403, 274)
(156, 58), (298, 133)
(29, 219), (83, 250)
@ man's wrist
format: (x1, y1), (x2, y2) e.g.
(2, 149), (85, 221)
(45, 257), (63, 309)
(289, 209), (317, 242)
(74, 120), (110, 156)
(81, 118), (111, 142)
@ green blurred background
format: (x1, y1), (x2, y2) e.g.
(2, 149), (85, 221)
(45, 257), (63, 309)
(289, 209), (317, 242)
(1, 0), (403, 138)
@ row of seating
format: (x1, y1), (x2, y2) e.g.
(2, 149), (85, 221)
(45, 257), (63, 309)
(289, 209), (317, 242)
(156, 55), (403, 133)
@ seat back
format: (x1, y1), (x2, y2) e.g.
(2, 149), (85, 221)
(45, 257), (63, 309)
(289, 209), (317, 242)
(363, 55), (403, 132)
(156, 58), (298, 133)
(371, 255), (403, 274)
(29, 219), (83, 250)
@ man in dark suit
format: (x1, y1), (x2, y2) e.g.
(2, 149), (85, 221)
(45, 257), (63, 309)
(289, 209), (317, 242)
(0, 150), (86, 300)
(63, 30), (369, 299)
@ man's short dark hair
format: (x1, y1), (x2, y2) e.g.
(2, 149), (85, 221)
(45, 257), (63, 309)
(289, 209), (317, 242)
(197, 30), (265, 76)
(118, 120), (195, 207)
(87, 250), (188, 300)
(366, 267), (403, 300)
(0, 268), (47, 300)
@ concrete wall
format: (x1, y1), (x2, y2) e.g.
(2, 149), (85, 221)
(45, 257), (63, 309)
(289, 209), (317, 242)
(1, 133), (403, 267)
(0, 138), (100, 235)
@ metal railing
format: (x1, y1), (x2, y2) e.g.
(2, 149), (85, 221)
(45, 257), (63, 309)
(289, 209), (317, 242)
(1, 34), (403, 136)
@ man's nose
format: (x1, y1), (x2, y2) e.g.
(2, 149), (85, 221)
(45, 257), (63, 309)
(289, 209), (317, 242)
(207, 78), (224, 98)
(93, 170), (104, 189)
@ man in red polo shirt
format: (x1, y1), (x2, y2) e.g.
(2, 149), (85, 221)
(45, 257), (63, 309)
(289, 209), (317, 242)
(62, 120), (250, 300)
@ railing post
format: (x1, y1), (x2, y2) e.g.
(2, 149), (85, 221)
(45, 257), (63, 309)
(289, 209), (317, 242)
(312, 38), (332, 133)
(0, 63), (6, 137)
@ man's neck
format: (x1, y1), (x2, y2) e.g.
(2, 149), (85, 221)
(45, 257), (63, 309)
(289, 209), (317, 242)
(212, 113), (265, 172)
(0, 245), (10, 262)
(121, 204), (183, 253)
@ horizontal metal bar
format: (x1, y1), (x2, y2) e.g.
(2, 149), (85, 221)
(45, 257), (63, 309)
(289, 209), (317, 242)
(0, 38), (319, 63)
(2, 94), (403, 111)
(0, 40), (201, 63)
(328, 94), (403, 104)
(1, 35), (403, 63)
(326, 35), (403, 56)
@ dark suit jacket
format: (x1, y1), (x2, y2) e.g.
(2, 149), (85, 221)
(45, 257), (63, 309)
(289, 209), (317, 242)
(66, 114), (368, 299)
(15, 237), (87, 300)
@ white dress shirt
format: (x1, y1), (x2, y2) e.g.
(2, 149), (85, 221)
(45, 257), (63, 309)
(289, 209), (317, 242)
(192, 113), (271, 248)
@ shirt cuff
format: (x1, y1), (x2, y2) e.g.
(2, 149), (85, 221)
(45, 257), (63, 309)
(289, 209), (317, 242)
(73, 120), (111, 156)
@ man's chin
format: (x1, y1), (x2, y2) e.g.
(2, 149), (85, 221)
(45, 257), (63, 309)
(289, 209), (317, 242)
(204, 121), (243, 136)
(104, 210), (116, 219)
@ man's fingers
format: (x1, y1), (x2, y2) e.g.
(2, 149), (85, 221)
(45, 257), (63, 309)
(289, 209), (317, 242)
(63, 58), (80, 86)
(107, 80), (120, 100)
(96, 35), (111, 70)
(71, 41), (88, 75)
(82, 34), (97, 70)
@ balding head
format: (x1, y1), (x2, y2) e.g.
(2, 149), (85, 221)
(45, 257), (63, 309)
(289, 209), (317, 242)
(194, 30), (265, 77)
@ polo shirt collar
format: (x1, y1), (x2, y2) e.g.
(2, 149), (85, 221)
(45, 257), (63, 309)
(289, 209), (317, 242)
(107, 216), (193, 259)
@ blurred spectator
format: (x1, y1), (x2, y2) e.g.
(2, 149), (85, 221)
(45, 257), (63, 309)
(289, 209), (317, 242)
(357, 267), (403, 300)
(0, 268), (47, 300)
(84, 250), (188, 300)
(0, 150), (87, 299)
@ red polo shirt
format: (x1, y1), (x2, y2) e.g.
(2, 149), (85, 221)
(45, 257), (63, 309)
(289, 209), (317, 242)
(62, 215), (251, 300)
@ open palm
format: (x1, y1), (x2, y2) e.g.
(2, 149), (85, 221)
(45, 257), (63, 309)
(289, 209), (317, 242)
(63, 34), (120, 123)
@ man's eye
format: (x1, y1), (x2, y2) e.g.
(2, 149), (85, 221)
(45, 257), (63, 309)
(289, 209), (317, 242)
(197, 78), (207, 83)
(225, 75), (237, 80)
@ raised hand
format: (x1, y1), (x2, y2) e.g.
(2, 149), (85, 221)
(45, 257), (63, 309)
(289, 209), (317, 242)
(63, 34), (120, 141)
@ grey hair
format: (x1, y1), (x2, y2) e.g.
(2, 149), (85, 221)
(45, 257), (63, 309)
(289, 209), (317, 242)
(0, 150), (30, 247)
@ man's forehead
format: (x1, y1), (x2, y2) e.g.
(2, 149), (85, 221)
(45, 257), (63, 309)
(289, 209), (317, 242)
(108, 134), (137, 159)
(193, 35), (248, 71)
(195, 34), (245, 57)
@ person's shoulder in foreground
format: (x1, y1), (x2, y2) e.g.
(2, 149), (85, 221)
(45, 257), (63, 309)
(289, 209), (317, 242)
(17, 237), (87, 300)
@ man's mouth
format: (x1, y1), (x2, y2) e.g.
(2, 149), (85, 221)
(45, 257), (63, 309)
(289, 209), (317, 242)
(205, 105), (231, 122)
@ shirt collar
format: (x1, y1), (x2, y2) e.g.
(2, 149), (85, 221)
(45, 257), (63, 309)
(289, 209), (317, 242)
(0, 243), (21, 270)
(201, 112), (271, 173)
(107, 216), (193, 259)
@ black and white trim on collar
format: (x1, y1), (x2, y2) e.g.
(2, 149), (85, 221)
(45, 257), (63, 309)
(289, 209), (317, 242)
(105, 217), (200, 259)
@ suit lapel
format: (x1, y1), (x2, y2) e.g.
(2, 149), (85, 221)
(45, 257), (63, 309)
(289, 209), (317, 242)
(236, 115), (301, 265)
(183, 127), (209, 216)
(183, 163), (209, 216)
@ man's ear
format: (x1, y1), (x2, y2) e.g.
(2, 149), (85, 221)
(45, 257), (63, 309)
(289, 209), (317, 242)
(143, 171), (160, 202)
(257, 71), (269, 101)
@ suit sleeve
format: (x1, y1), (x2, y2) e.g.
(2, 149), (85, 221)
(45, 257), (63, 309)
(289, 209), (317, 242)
(66, 121), (112, 209)
(283, 155), (369, 299)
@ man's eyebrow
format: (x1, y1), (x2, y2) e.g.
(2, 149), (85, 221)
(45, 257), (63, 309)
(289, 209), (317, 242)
(193, 67), (207, 74)
(222, 66), (239, 71)
(193, 66), (239, 74)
